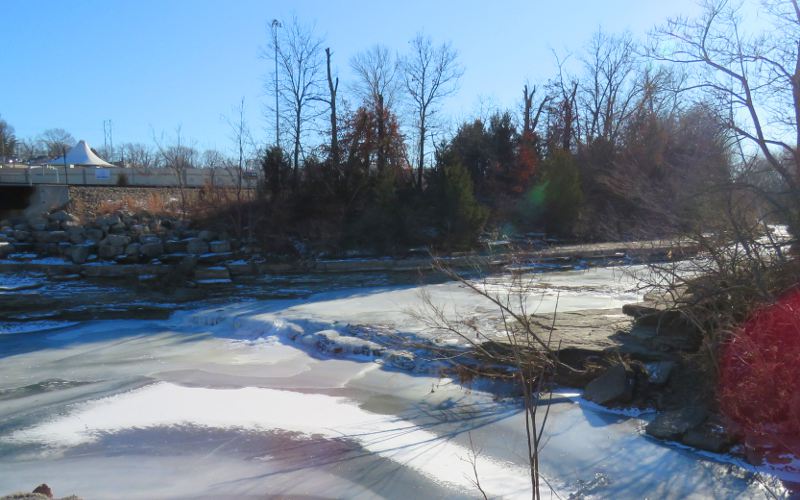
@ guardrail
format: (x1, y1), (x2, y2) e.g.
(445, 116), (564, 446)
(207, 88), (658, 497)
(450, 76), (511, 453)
(0, 165), (260, 188)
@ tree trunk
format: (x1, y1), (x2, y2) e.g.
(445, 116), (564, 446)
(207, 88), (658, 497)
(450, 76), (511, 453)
(417, 112), (426, 189)
(377, 93), (386, 174)
(326, 48), (339, 167)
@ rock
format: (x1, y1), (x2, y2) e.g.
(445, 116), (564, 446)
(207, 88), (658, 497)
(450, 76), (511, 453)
(386, 350), (416, 370)
(101, 234), (131, 247)
(644, 361), (675, 385)
(584, 364), (634, 405)
(12, 230), (30, 242)
(140, 241), (164, 259)
(65, 227), (84, 244)
(48, 210), (77, 223)
(198, 230), (216, 241)
(27, 218), (47, 232)
(98, 244), (124, 259)
(0, 241), (13, 257)
(645, 406), (708, 441)
(208, 240), (231, 253)
(165, 239), (188, 253)
(194, 266), (231, 282)
(125, 242), (141, 257)
(681, 421), (733, 453)
(226, 260), (253, 276)
(84, 228), (105, 242)
(96, 213), (121, 227)
(185, 238), (209, 255)
(34, 231), (68, 244)
(177, 255), (198, 273)
(139, 234), (160, 244)
(109, 222), (127, 234)
(32, 483), (52, 498)
(67, 244), (93, 264)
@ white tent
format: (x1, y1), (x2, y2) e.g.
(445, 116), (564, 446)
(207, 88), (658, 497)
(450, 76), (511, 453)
(46, 140), (114, 167)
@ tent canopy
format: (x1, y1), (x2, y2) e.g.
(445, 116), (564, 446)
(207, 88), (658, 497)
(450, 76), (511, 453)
(47, 140), (114, 167)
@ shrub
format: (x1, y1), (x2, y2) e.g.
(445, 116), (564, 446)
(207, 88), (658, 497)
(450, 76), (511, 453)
(719, 289), (800, 459)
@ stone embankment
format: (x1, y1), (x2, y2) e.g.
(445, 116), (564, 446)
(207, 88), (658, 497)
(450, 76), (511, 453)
(0, 207), (268, 284)
(565, 291), (735, 456)
(0, 203), (700, 285)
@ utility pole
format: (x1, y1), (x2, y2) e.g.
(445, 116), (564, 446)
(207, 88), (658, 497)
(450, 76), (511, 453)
(103, 119), (114, 161)
(271, 19), (282, 148)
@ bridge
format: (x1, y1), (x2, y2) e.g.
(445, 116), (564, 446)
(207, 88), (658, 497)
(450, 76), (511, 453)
(0, 165), (259, 188)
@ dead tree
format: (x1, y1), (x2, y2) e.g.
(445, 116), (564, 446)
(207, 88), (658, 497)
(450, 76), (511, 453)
(402, 34), (463, 188)
(324, 47), (339, 167)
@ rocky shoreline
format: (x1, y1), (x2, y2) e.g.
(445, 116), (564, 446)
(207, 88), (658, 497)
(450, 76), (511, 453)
(0, 207), (698, 287)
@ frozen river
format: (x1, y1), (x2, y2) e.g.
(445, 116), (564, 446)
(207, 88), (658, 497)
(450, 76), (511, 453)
(0, 266), (785, 498)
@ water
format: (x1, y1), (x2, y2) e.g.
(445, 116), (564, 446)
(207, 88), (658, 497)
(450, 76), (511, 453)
(0, 266), (785, 498)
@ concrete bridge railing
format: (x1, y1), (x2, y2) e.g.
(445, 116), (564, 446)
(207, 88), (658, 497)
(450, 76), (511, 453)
(0, 165), (260, 188)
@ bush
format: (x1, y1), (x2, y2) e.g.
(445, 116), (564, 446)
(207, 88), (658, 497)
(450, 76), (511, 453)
(719, 288), (800, 459)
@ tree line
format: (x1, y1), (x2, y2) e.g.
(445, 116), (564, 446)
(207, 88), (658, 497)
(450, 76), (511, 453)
(3, 0), (797, 254)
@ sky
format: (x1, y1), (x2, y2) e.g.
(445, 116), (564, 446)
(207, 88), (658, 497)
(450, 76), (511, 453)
(2, 0), (712, 156)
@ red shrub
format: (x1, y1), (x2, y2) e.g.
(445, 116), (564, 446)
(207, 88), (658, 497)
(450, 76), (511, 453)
(719, 289), (800, 459)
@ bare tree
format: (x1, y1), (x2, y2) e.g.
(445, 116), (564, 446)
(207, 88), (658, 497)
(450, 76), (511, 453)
(324, 47), (340, 166)
(38, 128), (75, 158)
(521, 84), (550, 136)
(120, 142), (159, 170)
(402, 33), (463, 188)
(650, 0), (800, 230)
(154, 126), (197, 214)
(266, 17), (325, 186)
(0, 116), (16, 161)
(578, 30), (641, 147)
(414, 257), (575, 500)
(352, 44), (400, 111)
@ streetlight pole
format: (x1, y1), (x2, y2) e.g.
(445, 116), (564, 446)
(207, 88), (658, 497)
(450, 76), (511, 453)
(271, 19), (282, 148)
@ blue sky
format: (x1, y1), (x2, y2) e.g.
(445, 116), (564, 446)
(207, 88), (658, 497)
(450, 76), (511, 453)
(3, 0), (709, 154)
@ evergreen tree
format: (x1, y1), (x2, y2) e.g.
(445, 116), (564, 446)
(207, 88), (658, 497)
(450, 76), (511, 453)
(540, 149), (583, 236)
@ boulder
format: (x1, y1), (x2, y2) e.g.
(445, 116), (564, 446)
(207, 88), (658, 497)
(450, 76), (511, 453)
(0, 241), (13, 257)
(67, 244), (93, 264)
(177, 255), (198, 273)
(185, 238), (209, 255)
(84, 228), (105, 242)
(32, 483), (53, 498)
(194, 266), (231, 282)
(198, 230), (216, 242)
(66, 227), (85, 244)
(208, 240), (231, 253)
(681, 421), (733, 453)
(101, 234), (131, 247)
(644, 361), (675, 385)
(34, 231), (69, 244)
(96, 213), (121, 227)
(140, 241), (164, 259)
(98, 244), (124, 259)
(226, 260), (254, 276)
(109, 222), (128, 234)
(48, 210), (77, 223)
(386, 351), (416, 370)
(165, 239), (188, 253)
(645, 406), (708, 441)
(12, 230), (30, 242)
(125, 242), (141, 257)
(584, 364), (633, 405)
(27, 218), (47, 232)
